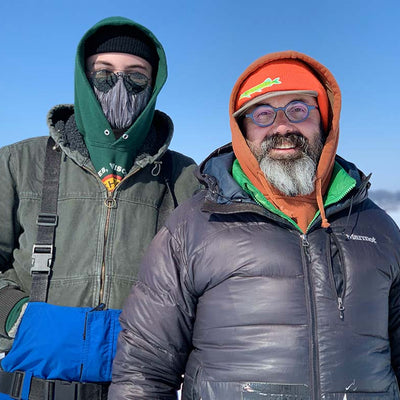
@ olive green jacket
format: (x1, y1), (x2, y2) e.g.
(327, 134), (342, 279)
(0, 105), (199, 352)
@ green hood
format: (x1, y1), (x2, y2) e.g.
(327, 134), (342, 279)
(74, 16), (167, 187)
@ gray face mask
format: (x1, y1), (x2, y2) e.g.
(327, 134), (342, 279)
(93, 75), (152, 130)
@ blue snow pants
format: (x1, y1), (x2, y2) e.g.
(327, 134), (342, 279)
(0, 302), (121, 399)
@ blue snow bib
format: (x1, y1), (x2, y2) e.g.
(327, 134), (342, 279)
(1, 302), (121, 384)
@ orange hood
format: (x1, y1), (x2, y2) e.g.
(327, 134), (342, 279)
(230, 51), (341, 232)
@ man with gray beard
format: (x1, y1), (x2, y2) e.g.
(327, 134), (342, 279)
(109, 51), (400, 400)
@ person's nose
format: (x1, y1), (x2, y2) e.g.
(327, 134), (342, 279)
(272, 109), (296, 134)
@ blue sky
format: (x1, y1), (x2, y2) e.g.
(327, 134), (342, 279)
(2, 0), (400, 190)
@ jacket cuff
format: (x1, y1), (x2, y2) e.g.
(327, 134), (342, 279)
(0, 287), (28, 337)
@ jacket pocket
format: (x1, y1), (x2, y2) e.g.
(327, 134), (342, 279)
(326, 231), (346, 320)
(80, 305), (121, 382)
(185, 380), (310, 400)
(241, 382), (310, 399)
(322, 391), (396, 399)
(322, 382), (399, 399)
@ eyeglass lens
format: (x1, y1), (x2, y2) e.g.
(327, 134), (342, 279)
(250, 102), (313, 126)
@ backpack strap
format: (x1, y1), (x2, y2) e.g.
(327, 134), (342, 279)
(154, 150), (179, 231)
(30, 137), (62, 302)
(0, 370), (109, 400)
(160, 150), (178, 208)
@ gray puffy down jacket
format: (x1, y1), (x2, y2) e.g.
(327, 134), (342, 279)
(110, 146), (400, 400)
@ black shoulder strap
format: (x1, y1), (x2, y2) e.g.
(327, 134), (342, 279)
(160, 150), (178, 208)
(30, 137), (62, 302)
(154, 150), (179, 231)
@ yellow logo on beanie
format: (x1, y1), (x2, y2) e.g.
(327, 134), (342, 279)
(239, 77), (281, 100)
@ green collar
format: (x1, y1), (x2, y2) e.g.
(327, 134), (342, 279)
(232, 159), (356, 232)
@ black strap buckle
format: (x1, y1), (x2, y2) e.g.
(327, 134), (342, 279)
(0, 372), (109, 400)
(37, 213), (58, 227)
(51, 380), (78, 400)
(30, 244), (53, 275)
(47, 380), (108, 400)
(9, 371), (24, 399)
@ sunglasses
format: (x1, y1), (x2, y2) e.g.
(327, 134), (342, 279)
(88, 70), (150, 94)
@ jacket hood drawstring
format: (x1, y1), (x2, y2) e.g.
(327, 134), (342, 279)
(315, 177), (330, 229)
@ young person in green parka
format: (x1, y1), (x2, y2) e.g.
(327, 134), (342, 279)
(0, 16), (199, 400)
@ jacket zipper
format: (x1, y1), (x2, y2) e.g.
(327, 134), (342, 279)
(327, 232), (346, 320)
(98, 165), (143, 304)
(300, 234), (319, 400)
(79, 303), (107, 379)
(82, 164), (142, 305)
(337, 297), (345, 320)
(99, 191), (116, 303)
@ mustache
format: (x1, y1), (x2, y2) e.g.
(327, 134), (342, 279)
(262, 132), (308, 152)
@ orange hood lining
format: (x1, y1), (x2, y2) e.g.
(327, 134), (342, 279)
(229, 51), (342, 231)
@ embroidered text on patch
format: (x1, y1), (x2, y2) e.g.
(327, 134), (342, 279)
(345, 233), (377, 244)
(239, 77), (281, 100)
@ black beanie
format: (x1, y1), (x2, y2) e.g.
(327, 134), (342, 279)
(85, 25), (159, 72)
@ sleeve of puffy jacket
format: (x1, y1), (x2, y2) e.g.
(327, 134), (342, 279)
(109, 223), (196, 400)
(388, 222), (400, 384)
(0, 145), (29, 342)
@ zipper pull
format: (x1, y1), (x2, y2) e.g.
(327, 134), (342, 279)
(301, 234), (311, 262)
(90, 303), (106, 312)
(104, 195), (117, 209)
(338, 297), (345, 320)
(301, 234), (310, 247)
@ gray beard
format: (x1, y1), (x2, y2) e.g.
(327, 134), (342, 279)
(249, 132), (324, 197)
(93, 78), (152, 130)
(260, 153), (317, 196)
